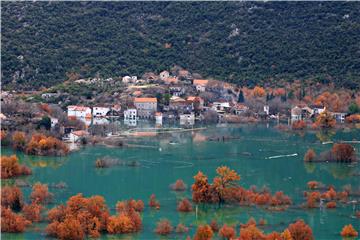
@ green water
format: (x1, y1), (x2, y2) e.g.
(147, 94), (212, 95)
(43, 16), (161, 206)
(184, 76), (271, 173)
(2, 124), (360, 239)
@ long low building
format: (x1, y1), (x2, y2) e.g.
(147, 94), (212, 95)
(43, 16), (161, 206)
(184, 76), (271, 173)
(134, 97), (157, 118)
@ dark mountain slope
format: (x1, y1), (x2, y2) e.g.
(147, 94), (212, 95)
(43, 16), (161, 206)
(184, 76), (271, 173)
(2, 2), (360, 89)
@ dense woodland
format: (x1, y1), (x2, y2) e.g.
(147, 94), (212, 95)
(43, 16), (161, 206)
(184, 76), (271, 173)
(2, 2), (360, 90)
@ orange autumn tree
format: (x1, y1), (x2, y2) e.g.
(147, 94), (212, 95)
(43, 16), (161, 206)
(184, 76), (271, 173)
(192, 171), (211, 203)
(287, 220), (314, 240)
(26, 133), (69, 156)
(194, 224), (214, 240)
(46, 194), (110, 239)
(1, 155), (32, 179)
(177, 198), (192, 212)
(212, 166), (240, 203)
(171, 179), (187, 191)
(331, 143), (356, 162)
(340, 224), (358, 238)
(30, 182), (53, 204)
(304, 149), (316, 162)
(314, 110), (336, 129)
(149, 194), (160, 209)
(23, 202), (43, 222)
(1, 207), (31, 233)
(218, 224), (236, 239)
(155, 219), (173, 235)
(12, 131), (26, 150)
(253, 86), (266, 97)
(1, 186), (24, 211)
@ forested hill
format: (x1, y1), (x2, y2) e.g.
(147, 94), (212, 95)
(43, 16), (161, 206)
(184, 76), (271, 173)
(2, 2), (360, 90)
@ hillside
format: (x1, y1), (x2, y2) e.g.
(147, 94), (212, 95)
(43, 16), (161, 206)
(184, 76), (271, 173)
(2, 2), (360, 90)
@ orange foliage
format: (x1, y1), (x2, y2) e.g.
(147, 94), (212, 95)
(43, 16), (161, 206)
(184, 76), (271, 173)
(23, 202), (43, 222)
(1, 186), (24, 211)
(306, 191), (321, 208)
(12, 131), (26, 150)
(1, 155), (32, 179)
(314, 111), (336, 129)
(30, 182), (53, 204)
(192, 171), (211, 203)
(155, 219), (173, 235)
(304, 149), (316, 162)
(194, 224), (214, 240)
(292, 120), (307, 130)
(176, 223), (189, 233)
(280, 229), (293, 240)
(253, 86), (266, 97)
(239, 224), (266, 240)
(171, 179), (187, 191)
(307, 181), (319, 190)
(218, 224), (236, 239)
(39, 103), (52, 113)
(346, 114), (360, 123)
(116, 199), (144, 213)
(46, 194), (110, 238)
(340, 224), (358, 238)
(0, 130), (7, 141)
(273, 88), (286, 96)
(331, 143), (356, 162)
(1, 207), (31, 233)
(107, 213), (136, 234)
(177, 198), (192, 212)
(210, 220), (220, 232)
(326, 201), (336, 209)
(26, 133), (69, 156)
(149, 194), (160, 209)
(213, 166), (241, 203)
(287, 220), (314, 240)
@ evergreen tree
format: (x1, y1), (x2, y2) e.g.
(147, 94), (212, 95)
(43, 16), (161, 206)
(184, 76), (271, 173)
(238, 90), (244, 103)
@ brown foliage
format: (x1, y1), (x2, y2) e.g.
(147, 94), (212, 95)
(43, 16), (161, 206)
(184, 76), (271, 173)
(23, 202), (43, 222)
(253, 86), (266, 97)
(1, 186), (24, 211)
(30, 182), (53, 204)
(307, 181), (319, 190)
(176, 223), (189, 233)
(177, 198), (193, 212)
(210, 220), (220, 232)
(171, 179), (187, 191)
(1, 155), (32, 179)
(304, 149), (316, 162)
(314, 111), (336, 129)
(292, 120), (307, 130)
(149, 194), (160, 209)
(155, 219), (173, 235)
(46, 194), (110, 239)
(1, 207), (31, 233)
(12, 131), (26, 150)
(340, 224), (358, 238)
(192, 171), (211, 203)
(239, 224), (266, 240)
(331, 143), (356, 162)
(287, 220), (314, 240)
(26, 133), (69, 156)
(116, 199), (144, 213)
(194, 224), (214, 240)
(218, 224), (236, 239)
(326, 201), (336, 209)
(346, 114), (360, 123)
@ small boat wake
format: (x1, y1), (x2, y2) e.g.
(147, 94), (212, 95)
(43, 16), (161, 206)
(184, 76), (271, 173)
(266, 153), (298, 159)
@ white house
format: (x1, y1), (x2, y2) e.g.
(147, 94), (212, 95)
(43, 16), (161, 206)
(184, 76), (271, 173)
(50, 117), (59, 128)
(124, 108), (137, 120)
(67, 106), (92, 119)
(212, 102), (231, 113)
(193, 79), (208, 92)
(93, 107), (110, 117)
(122, 76), (132, 84)
(69, 130), (89, 143)
(155, 112), (163, 125)
(159, 70), (170, 81)
(180, 113), (195, 125)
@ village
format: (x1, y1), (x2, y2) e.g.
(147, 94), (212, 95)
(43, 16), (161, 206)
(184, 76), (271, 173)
(1, 67), (360, 144)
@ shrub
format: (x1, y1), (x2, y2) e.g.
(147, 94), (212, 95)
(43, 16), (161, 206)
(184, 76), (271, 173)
(210, 220), (220, 232)
(307, 181), (319, 190)
(1, 207), (31, 233)
(177, 198), (192, 212)
(218, 224), (236, 239)
(170, 179), (187, 191)
(304, 149), (316, 162)
(30, 183), (53, 204)
(1, 186), (24, 211)
(331, 143), (356, 162)
(175, 223), (189, 234)
(149, 194), (160, 209)
(340, 224), (358, 237)
(12, 131), (26, 150)
(287, 220), (314, 240)
(23, 202), (43, 222)
(155, 219), (173, 235)
(1, 155), (32, 179)
(194, 224), (214, 240)
(326, 201), (336, 209)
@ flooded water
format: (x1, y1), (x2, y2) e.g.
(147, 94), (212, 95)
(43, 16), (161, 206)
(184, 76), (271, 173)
(2, 124), (360, 239)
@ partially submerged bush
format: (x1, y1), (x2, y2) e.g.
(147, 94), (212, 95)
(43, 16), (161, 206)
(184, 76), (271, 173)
(155, 219), (173, 235)
(304, 149), (316, 162)
(331, 143), (356, 162)
(340, 224), (358, 238)
(1, 155), (32, 179)
(170, 179), (187, 191)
